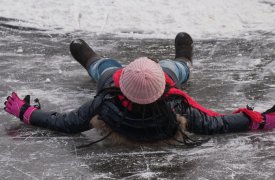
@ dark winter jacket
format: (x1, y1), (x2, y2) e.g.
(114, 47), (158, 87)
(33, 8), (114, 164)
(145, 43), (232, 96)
(30, 67), (251, 136)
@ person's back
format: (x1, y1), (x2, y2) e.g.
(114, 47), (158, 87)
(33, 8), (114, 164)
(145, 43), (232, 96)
(4, 32), (275, 147)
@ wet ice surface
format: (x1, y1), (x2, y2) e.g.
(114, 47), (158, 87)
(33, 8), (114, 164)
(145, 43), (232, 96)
(0, 27), (275, 179)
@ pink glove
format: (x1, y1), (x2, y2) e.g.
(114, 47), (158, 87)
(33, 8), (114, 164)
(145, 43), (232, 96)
(251, 105), (275, 130)
(264, 112), (275, 130)
(4, 92), (38, 124)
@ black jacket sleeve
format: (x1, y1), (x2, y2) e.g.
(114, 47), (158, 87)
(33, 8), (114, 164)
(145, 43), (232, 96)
(184, 106), (251, 134)
(29, 99), (97, 133)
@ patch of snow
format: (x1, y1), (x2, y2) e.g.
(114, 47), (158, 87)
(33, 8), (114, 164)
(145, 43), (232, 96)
(16, 47), (23, 53)
(0, 0), (274, 39)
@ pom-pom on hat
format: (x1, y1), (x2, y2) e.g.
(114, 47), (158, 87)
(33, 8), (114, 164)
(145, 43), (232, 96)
(119, 57), (166, 104)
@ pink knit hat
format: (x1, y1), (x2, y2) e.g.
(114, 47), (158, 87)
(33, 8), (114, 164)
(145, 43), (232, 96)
(119, 57), (166, 104)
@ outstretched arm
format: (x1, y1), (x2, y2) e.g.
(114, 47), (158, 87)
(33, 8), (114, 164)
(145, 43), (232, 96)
(30, 100), (96, 133)
(170, 89), (274, 134)
(184, 106), (251, 134)
(184, 105), (275, 134)
(4, 92), (97, 134)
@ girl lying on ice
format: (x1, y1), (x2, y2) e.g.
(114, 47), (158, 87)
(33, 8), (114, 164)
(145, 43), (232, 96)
(4, 32), (275, 146)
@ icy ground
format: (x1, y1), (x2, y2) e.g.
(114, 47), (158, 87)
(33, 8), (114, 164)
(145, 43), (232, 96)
(0, 0), (275, 179)
(0, 25), (274, 179)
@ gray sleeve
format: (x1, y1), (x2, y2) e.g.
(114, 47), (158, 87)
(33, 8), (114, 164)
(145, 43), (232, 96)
(30, 100), (97, 133)
(184, 106), (251, 134)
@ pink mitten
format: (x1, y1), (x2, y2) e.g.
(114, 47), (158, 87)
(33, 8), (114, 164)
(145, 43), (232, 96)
(251, 105), (275, 130)
(262, 105), (275, 130)
(4, 92), (38, 124)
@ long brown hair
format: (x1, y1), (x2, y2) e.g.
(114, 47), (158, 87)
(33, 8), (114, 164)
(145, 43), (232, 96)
(90, 113), (188, 146)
